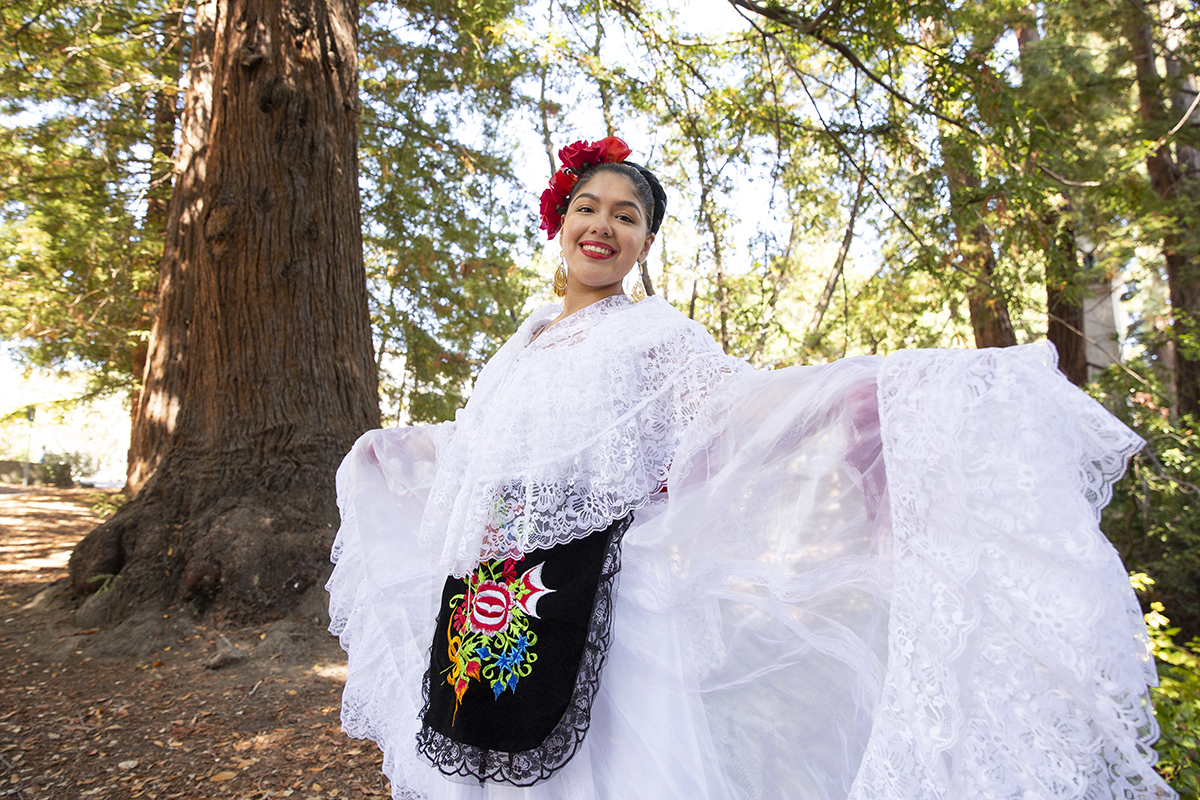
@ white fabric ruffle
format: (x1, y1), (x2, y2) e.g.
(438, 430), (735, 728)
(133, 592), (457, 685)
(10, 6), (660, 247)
(855, 344), (1160, 799)
(328, 337), (1174, 800)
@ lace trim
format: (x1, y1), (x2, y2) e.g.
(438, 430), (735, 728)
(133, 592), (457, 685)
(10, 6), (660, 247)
(415, 515), (630, 786)
(417, 296), (747, 576)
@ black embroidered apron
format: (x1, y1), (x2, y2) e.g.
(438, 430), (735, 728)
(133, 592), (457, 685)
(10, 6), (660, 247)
(417, 514), (631, 786)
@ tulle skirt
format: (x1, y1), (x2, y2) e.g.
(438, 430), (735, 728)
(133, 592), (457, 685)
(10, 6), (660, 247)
(327, 344), (1174, 800)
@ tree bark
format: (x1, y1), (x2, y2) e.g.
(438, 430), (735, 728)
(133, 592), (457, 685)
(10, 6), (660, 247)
(804, 176), (864, 352)
(940, 141), (1018, 349)
(71, 0), (379, 624)
(1045, 249), (1088, 385)
(592, 4), (615, 137)
(748, 217), (798, 365)
(691, 134), (729, 352)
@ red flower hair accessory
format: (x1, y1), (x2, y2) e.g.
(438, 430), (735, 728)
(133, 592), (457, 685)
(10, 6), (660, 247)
(538, 136), (634, 239)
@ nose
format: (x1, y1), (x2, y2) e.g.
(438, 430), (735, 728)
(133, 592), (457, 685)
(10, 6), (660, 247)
(588, 216), (613, 236)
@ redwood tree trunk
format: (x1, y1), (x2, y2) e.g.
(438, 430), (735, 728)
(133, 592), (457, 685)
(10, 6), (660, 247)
(71, 0), (379, 623)
(921, 19), (1016, 350)
(1127, 0), (1200, 418)
(1046, 257), (1088, 386)
(942, 149), (1018, 349)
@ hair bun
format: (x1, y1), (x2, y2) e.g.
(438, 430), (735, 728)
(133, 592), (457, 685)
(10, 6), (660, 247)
(636, 166), (667, 235)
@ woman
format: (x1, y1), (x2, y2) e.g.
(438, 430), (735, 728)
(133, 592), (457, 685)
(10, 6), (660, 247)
(328, 137), (1174, 799)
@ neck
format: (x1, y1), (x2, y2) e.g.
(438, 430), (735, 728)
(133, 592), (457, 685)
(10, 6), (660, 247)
(558, 283), (625, 318)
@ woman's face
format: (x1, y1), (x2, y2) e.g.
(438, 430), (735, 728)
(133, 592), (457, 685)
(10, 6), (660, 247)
(559, 171), (655, 297)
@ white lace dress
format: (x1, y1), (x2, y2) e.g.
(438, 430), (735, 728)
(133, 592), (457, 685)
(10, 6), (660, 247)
(327, 295), (1174, 800)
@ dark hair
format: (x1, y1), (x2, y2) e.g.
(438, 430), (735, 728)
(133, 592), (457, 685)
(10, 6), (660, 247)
(567, 161), (667, 235)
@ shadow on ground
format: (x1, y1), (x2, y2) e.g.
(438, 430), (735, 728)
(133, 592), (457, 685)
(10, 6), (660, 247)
(0, 487), (391, 799)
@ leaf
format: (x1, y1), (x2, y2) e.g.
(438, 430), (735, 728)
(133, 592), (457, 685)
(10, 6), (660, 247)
(209, 770), (238, 782)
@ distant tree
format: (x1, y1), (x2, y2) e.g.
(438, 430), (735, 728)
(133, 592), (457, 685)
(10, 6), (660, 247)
(0, 0), (183, 413)
(69, 0), (379, 622)
(1014, 10), (1086, 385)
(1124, 0), (1200, 417)
(357, 0), (536, 423)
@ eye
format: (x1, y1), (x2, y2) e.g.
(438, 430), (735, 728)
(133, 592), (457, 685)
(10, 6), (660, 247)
(617, 213), (636, 223)
(574, 202), (594, 213)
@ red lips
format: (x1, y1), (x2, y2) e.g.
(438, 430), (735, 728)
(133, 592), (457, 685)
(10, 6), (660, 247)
(579, 240), (616, 258)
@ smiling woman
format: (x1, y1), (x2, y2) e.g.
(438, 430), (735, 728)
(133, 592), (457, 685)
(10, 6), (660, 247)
(327, 138), (1176, 800)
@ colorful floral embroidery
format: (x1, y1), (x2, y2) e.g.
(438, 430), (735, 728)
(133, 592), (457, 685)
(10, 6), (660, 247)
(444, 554), (555, 716)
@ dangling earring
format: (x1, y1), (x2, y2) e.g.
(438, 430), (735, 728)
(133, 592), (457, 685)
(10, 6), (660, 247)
(553, 252), (568, 298)
(630, 260), (647, 303)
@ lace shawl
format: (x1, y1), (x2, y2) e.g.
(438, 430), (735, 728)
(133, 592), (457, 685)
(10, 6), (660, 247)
(420, 294), (748, 577)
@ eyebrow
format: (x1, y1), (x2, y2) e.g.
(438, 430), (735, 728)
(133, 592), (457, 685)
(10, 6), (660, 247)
(572, 193), (644, 215)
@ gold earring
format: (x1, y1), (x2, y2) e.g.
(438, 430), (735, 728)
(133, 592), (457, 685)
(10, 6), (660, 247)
(630, 260), (647, 303)
(553, 253), (568, 298)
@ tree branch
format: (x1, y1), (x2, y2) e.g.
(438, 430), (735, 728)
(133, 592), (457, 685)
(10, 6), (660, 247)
(1036, 163), (1103, 188)
(727, 0), (975, 134)
(807, 173), (865, 344)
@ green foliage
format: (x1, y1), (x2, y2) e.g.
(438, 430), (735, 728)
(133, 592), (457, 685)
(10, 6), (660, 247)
(5, 0), (1200, 515)
(359, 0), (538, 422)
(1141, 593), (1200, 796)
(90, 490), (130, 520)
(0, 0), (184, 393)
(1092, 348), (1200, 785)
(526, 0), (1053, 358)
(0, 128), (158, 387)
(44, 449), (99, 479)
(1094, 364), (1200, 640)
(544, 0), (1181, 370)
(0, 0), (542, 423)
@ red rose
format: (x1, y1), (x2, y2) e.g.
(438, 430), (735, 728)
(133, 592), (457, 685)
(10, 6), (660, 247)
(558, 140), (592, 170)
(594, 136), (632, 164)
(539, 187), (561, 238)
(470, 580), (512, 634)
(549, 169), (577, 198)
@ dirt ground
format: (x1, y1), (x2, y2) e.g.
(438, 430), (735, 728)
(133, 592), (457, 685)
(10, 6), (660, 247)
(0, 486), (393, 800)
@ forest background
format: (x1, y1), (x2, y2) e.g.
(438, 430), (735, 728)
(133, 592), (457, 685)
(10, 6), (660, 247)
(3, 0), (1200, 791)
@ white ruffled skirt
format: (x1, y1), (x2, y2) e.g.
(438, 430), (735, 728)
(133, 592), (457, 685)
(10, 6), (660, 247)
(327, 344), (1175, 800)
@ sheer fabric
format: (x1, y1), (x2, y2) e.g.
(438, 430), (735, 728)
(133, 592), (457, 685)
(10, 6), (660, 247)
(327, 297), (1173, 800)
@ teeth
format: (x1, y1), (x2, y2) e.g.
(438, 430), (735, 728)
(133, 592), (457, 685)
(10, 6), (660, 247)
(581, 244), (613, 255)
